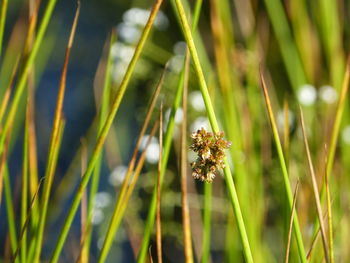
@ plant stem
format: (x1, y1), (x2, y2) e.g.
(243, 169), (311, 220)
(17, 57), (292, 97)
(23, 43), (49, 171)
(260, 72), (307, 263)
(49, 1), (164, 262)
(174, 0), (253, 262)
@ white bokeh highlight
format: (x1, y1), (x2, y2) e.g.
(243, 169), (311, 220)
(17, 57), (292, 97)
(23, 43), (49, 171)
(319, 85), (338, 104)
(297, 84), (317, 106)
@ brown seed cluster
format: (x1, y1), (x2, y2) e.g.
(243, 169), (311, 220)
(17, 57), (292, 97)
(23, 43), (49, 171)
(190, 128), (231, 183)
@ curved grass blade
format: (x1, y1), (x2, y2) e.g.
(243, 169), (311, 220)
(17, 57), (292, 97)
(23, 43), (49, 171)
(181, 51), (193, 263)
(12, 177), (44, 262)
(0, 0), (8, 57)
(324, 146), (334, 263)
(284, 181), (299, 263)
(3, 164), (18, 263)
(20, 104), (30, 263)
(326, 55), (350, 177)
(32, 3), (80, 261)
(138, 1), (203, 261)
(260, 71), (306, 263)
(174, 0), (253, 261)
(98, 121), (159, 263)
(156, 105), (163, 263)
(0, 55), (20, 124)
(83, 31), (116, 261)
(95, 65), (166, 262)
(300, 107), (329, 263)
(263, 0), (307, 91)
(0, 0), (58, 154)
(49, 1), (164, 261)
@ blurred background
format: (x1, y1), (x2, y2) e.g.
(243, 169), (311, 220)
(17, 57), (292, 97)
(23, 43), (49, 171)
(1, 0), (350, 262)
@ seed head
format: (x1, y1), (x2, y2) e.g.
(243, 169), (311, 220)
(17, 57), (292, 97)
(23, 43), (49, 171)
(190, 128), (231, 183)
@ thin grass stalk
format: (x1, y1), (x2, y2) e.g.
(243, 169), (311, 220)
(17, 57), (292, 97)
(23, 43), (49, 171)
(84, 32), (115, 260)
(3, 167), (19, 262)
(306, 211), (330, 260)
(95, 67), (165, 262)
(33, 116), (66, 260)
(50, 115), (99, 215)
(13, 177), (45, 262)
(80, 138), (88, 263)
(75, 213), (93, 263)
(202, 182), (211, 263)
(138, 1), (203, 261)
(50, 2), (164, 261)
(305, 54), (350, 261)
(0, 122), (11, 206)
(181, 51), (193, 263)
(326, 56), (350, 177)
(318, 0), (344, 89)
(138, 74), (184, 263)
(111, 66), (166, 225)
(174, 0), (253, 262)
(192, 0), (202, 32)
(0, 0), (58, 153)
(263, 0), (307, 91)
(21, 105), (30, 263)
(283, 99), (289, 165)
(300, 107), (329, 263)
(27, 88), (40, 229)
(149, 247), (154, 263)
(156, 105), (163, 263)
(0, 0), (8, 57)
(123, 122), (159, 206)
(1, 119), (18, 262)
(284, 181), (299, 263)
(325, 147), (334, 263)
(0, 56), (20, 124)
(260, 72), (307, 263)
(33, 4), (80, 261)
(0, 59), (20, 204)
(25, 0), (40, 224)
(98, 121), (159, 263)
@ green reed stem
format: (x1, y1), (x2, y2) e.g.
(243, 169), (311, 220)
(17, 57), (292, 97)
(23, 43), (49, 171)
(260, 73), (307, 263)
(0, 0), (57, 154)
(174, 0), (253, 262)
(49, 1), (164, 262)
(137, 1), (203, 261)
(0, 0), (8, 58)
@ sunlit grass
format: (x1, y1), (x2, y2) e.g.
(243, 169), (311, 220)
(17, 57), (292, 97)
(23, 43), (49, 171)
(1, 0), (350, 262)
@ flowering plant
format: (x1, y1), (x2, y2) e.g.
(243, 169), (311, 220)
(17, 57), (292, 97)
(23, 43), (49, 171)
(190, 128), (231, 182)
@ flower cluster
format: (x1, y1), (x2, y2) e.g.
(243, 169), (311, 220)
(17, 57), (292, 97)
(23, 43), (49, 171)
(190, 128), (231, 183)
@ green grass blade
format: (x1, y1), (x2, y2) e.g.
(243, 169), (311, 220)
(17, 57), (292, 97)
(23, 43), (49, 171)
(0, 0), (58, 154)
(98, 121), (159, 263)
(84, 32), (116, 259)
(49, 1), (164, 262)
(326, 57), (350, 177)
(263, 0), (307, 90)
(97, 66), (166, 262)
(138, 2), (203, 261)
(0, 0), (8, 57)
(156, 106), (163, 263)
(260, 72), (307, 263)
(201, 182), (211, 263)
(20, 106), (30, 263)
(300, 107), (329, 263)
(137, 67), (184, 263)
(284, 181), (299, 263)
(180, 52), (194, 263)
(3, 165), (19, 263)
(174, 0), (253, 262)
(325, 154), (334, 263)
(33, 3), (80, 261)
